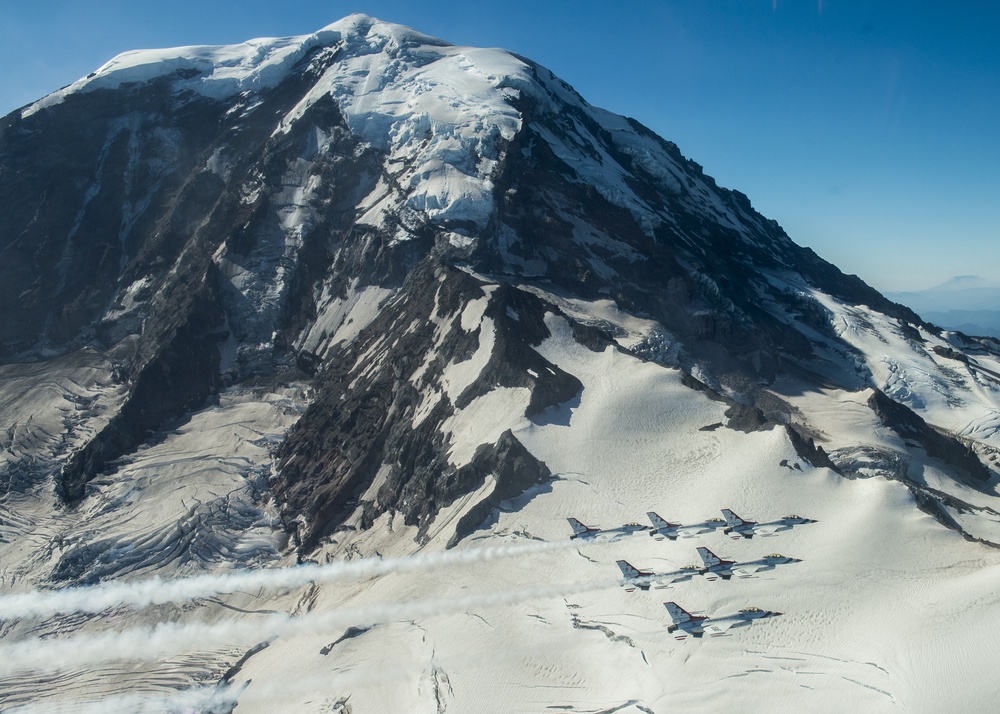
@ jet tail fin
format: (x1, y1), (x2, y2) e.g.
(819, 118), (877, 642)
(617, 559), (655, 583)
(696, 546), (723, 568)
(567, 518), (591, 536)
(664, 601), (694, 625)
(616, 560), (646, 580)
(647, 511), (676, 531)
(721, 508), (747, 528)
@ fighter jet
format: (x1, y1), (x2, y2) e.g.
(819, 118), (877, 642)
(567, 518), (647, 541)
(664, 602), (782, 640)
(696, 546), (801, 581)
(615, 560), (700, 592)
(646, 512), (727, 541)
(720, 509), (817, 539)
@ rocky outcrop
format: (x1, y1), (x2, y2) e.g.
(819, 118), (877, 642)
(867, 388), (990, 483)
(680, 373), (840, 471)
(783, 425), (841, 475)
(57, 265), (225, 502)
(447, 431), (552, 548)
(275, 263), (580, 551)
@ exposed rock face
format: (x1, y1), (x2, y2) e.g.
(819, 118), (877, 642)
(0, 15), (980, 553)
(679, 373), (842, 472)
(783, 426), (842, 474)
(867, 388), (990, 483)
(446, 430), (552, 548)
(275, 264), (578, 550)
(56, 270), (225, 502)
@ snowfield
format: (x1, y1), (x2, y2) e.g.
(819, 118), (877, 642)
(4, 301), (1000, 713)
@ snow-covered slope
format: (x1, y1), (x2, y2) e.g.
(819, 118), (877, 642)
(3, 14), (1000, 713)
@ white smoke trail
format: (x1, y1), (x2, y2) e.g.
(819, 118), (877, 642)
(0, 538), (576, 620)
(0, 576), (622, 675)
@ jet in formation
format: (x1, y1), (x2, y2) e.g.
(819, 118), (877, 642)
(664, 602), (782, 640)
(696, 547), (801, 580)
(568, 518), (647, 542)
(721, 509), (817, 539)
(571, 510), (816, 542)
(646, 512), (727, 540)
(615, 560), (700, 592)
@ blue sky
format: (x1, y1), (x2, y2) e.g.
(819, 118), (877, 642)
(2, 1), (998, 292)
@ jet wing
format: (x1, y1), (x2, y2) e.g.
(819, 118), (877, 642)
(754, 525), (781, 536)
(702, 618), (739, 637)
(650, 572), (694, 588)
(731, 563), (764, 578)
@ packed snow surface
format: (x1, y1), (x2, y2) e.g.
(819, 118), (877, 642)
(5, 304), (1000, 712)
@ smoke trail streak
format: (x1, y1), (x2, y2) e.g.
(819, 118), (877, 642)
(9, 633), (587, 714)
(0, 538), (577, 620)
(0, 577), (622, 675)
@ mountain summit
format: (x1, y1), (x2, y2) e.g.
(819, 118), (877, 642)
(3, 16), (1000, 712)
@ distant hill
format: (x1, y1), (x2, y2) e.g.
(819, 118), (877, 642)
(888, 275), (1000, 338)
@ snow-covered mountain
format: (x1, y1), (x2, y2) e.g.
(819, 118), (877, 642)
(3, 15), (1000, 713)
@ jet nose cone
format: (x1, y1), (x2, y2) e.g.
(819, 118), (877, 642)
(791, 558), (803, 563)
(772, 611), (783, 617)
